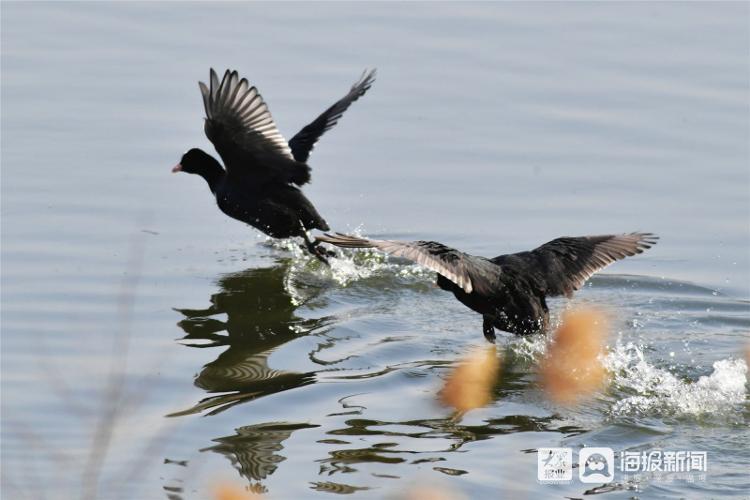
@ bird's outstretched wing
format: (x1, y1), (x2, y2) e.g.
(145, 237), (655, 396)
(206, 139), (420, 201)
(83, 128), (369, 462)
(493, 233), (658, 297)
(316, 233), (498, 294)
(200, 69), (310, 185)
(288, 69), (376, 163)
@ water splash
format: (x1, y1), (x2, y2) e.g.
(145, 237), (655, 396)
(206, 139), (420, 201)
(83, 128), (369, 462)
(264, 230), (434, 290)
(506, 334), (549, 364)
(605, 341), (747, 419)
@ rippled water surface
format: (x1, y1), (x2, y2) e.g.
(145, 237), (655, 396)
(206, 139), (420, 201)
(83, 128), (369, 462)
(2, 2), (749, 499)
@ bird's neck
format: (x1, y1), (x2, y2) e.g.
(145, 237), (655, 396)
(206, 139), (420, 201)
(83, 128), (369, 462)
(198, 159), (225, 193)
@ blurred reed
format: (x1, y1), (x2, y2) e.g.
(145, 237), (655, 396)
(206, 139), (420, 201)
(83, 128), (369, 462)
(539, 307), (610, 405)
(214, 482), (265, 500)
(392, 482), (467, 500)
(439, 344), (500, 414)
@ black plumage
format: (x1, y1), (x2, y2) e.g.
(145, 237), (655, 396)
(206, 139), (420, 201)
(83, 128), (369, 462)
(173, 68), (376, 261)
(316, 232), (658, 341)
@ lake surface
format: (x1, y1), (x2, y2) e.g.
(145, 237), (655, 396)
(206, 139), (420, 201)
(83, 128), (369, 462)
(2, 2), (749, 499)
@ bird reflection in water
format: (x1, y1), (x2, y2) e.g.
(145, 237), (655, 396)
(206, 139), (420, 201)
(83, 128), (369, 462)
(170, 261), (333, 416)
(203, 421), (319, 494)
(168, 261), (588, 493)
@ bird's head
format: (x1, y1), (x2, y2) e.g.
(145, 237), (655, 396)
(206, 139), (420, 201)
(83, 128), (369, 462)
(171, 148), (224, 192)
(172, 148), (215, 175)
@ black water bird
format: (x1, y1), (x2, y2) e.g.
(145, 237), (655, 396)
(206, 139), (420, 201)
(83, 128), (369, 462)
(173, 68), (376, 262)
(317, 232), (658, 341)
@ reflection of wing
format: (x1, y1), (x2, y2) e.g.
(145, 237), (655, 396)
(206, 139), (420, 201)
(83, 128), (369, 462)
(202, 422), (318, 481)
(196, 351), (288, 391)
(316, 233), (500, 294)
(288, 69), (376, 162)
(166, 371), (316, 417)
(493, 233), (658, 297)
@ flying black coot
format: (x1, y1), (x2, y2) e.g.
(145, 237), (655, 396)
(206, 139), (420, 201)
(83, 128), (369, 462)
(317, 232), (658, 341)
(173, 68), (376, 262)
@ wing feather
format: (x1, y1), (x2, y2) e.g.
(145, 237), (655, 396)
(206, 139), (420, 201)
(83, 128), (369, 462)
(316, 233), (499, 294)
(200, 68), (293, 161)
(288, 69), (376, 162)
(493, 232), (658, 297)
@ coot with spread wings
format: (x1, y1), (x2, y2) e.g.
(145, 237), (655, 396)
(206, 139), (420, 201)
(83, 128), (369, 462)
(173, 68), (376, 262)
(317, 232), (657, 340)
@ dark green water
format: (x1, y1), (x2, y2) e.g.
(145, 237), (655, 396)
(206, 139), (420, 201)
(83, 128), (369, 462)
(2, 2), (748, 499)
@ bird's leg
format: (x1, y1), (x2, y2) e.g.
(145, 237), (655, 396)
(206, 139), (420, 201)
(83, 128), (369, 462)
(483, 316), (497, 343)
(302, 232), (333, 265)
(309, 233), (336, 257)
